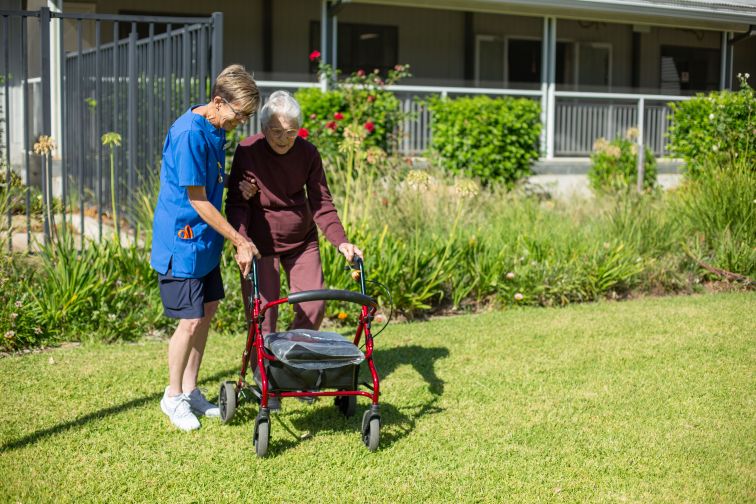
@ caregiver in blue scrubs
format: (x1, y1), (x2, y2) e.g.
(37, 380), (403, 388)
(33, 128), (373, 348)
(150, 64), (260, 432)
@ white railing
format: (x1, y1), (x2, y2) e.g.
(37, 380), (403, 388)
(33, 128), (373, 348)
(553, 91), (688, 157)
(249, 81), (691, 158)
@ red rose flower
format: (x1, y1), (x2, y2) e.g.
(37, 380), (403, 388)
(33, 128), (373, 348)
(309, 50), (321, 62)
(326, 121), (337, 131)
(297, 128), (309, 139)
(364, 121), (375, 133)
(356, 69), (365, 77)
(333, 112), (344, 120)
(367, 95), (376, 103)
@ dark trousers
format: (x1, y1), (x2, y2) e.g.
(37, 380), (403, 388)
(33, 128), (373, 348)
(241, 240), (325, 335)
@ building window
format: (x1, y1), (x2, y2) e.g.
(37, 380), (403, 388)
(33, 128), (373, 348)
(660, 45), (720, 92)
(474, 37), (578, 87)
(310, 21), (398, 75)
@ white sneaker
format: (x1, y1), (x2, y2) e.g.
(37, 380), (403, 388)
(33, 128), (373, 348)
(161, 388), (200, 431)
(187, 388), (220, 418)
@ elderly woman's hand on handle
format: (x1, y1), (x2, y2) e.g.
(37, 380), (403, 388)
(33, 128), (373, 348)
(338, 242), (364, 263)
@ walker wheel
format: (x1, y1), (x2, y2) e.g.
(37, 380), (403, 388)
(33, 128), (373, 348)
(335, 394), (356, 417)
(254, 413), (270, 458)
(361, 410), (380, 452)
(219, 381), (237, 424)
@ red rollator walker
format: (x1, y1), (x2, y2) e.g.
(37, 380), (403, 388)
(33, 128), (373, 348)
(218, 256), (382, 457)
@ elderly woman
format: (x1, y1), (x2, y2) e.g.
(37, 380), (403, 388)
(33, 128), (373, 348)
(150, 64), (261, 431)
(226, 90), (362, 338)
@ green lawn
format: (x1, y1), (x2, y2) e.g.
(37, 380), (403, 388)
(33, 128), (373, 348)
(1, 292), (754, 502)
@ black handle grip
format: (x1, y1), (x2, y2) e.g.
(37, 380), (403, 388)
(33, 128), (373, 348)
(287, 289), (377, 309)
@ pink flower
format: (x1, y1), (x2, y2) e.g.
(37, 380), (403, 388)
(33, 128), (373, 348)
(309, 113), (317, 120)
(364, 121), (375, 133)
(394, 64), (404, 71)
(326, 121), (337, 131)
(367, 95), (376, 103)
(333, 112), (344, 120)
(356, 69), (365, 77)
(309, 50), (321, 62)
(297, 128), (309, 139)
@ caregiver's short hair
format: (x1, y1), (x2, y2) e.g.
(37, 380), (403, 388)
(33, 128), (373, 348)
(211, 64), (260, 116)
(260, 90), (302, 129)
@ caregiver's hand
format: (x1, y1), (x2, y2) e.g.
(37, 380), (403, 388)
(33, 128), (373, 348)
(338, 242), (363, 263)
(239, 173), (259, 200)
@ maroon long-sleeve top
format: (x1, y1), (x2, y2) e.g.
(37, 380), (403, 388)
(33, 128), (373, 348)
(225, 133), (348, 256)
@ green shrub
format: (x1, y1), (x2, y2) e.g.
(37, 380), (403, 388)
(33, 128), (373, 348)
(667, 74), (755, 178)
(427, 95), (541, 186)
(674, 159), (756, 276)
(588, 130), (657, 193)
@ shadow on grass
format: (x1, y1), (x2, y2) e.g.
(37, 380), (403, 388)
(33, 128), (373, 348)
(257, 344), (450, 456)
(0, 368), (237, 453)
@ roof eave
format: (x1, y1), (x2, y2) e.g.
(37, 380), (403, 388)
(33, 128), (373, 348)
(349, 0), (755, 32)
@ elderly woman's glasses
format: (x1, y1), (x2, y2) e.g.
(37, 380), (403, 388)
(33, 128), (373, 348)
(222, 98), (251, 124)
(268, 127), (299, 139)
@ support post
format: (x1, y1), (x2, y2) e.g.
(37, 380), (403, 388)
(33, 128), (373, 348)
(636, 97), (645, 194)
(540, 16), (548, 157)
(719, 31), (735, 90)
(320, 0), (330, 91)
(546, 17), (556, 160)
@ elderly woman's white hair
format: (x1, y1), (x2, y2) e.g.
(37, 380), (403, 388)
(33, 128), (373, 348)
(260, 90), (303, 129)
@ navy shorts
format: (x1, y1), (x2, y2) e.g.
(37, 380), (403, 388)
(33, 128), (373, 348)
(158, 262), (225, 319)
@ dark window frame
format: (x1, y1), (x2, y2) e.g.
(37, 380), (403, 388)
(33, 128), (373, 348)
(309, 20), (399, 75)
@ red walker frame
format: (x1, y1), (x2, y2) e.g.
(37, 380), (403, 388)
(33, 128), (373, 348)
(220, 256), (382, 456)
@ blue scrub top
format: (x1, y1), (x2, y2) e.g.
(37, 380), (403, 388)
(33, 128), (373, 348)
(150, 106), (226, 278)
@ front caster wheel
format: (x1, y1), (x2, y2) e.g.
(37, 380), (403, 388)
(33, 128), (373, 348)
(254, 411), (270, 457)
(361, 409), (380, 452)
(219, 381), (237, 424)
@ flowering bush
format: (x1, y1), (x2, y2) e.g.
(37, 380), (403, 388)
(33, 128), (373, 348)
(295, 55), (411, 163)
(588, 128), (657, 193)
(668, 73), (755, 179)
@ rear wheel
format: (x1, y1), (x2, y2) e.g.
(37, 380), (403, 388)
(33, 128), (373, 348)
(219, 381), (237, 424)
(335, 394), (356, 417)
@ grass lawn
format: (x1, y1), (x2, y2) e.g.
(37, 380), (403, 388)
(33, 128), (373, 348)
(1, 292), (754, 502)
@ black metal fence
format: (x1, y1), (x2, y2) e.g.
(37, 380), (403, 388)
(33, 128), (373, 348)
(0, 8), (223, 251)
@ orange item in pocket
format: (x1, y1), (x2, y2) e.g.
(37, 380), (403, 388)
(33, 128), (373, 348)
(177, 225), (194, 239)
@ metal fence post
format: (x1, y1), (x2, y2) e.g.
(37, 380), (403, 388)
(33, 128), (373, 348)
(211, 12), (223, 81)
(3, 15), (11, 251)
(127, 28), (137, 238)
(636, 97), (645, 193)
(40, 7), (52, 243)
